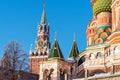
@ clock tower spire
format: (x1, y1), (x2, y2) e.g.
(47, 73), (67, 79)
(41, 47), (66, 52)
(30, 2), (50, 74)
(37, 1), (50, 53)
(41, 2), (46, 24)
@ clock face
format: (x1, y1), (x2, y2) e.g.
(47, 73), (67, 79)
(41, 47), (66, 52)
(38, 40), (44, 47)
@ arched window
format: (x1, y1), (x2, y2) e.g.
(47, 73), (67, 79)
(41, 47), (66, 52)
(36, 52), (38, 56)
(43, 69), (49, 80)
(97, 52), (102, 59)
(60, 68), (67, 80)
(91, 21), (97, 27)
(108, 48), (111, 55)
(31, 52), (34, 56)
(105, 50), (108, 57)
(44, 68), (54, 80)
(78, 55), (86, 66)
(115, 46), (120, 54)
(40, 52), (43, 55)
(90, 53), (94, 60)
(44, 26), (47, 32)
(44, 52), (47, 55)
(40, 26), (43, 30)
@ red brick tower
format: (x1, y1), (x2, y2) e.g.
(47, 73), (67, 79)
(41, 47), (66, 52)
(30, 3), (50, 74)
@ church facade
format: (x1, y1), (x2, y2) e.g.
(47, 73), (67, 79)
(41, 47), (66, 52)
(30, 0), (120, 80)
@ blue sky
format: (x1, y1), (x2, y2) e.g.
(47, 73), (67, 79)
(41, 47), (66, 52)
(0, 0), (92, 59)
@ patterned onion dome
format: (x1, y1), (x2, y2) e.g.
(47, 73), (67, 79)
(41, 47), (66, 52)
(93, 0), (112, 16)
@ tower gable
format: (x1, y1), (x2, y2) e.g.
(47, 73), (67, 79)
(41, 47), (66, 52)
(48, 39), (64, 60)
(68, 40), (79, 59)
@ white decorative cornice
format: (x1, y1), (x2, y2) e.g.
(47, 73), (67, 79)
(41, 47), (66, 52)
(30, 56), (48, 58)
(86, 44), (107, 50)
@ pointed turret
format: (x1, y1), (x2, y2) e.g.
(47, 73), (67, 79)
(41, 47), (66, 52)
(41, 2), (47, 24)
(48, 38), (64, 60)
(68, 35), (79, 60)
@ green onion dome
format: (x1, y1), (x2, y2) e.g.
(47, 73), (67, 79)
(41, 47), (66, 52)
(93, 0), (112, 16)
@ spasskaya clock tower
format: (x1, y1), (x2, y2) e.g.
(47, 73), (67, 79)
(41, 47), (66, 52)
(30, 3), (50, 74)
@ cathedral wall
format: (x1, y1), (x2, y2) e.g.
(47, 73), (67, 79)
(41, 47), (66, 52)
(57, 60), (72, 79)
(112, 0), (120, 32)
(39, 60), (58, 80)
(76, 42), (120, 79)
(86, 18), (97, 46)
(88, 74), (120, 80)
(39, 60), (72, 80)
(73, 74), (120, 80)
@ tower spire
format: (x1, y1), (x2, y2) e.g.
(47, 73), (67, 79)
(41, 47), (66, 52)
(74, 33), (76, 41)
(68, 34), (79, 60)
(55, 32), (57, 40)
(41, 1), (47, 24)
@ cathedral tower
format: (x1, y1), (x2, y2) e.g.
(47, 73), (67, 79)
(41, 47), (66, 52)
(87, 0), (112, 46)
(30, 3), (50, 74)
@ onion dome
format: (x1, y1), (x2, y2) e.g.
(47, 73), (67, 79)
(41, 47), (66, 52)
(93, 0), (112, 16)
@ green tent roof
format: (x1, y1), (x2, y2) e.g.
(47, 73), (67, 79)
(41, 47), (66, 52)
(48, 39), (64, 60)
(68, 40), (79, 58)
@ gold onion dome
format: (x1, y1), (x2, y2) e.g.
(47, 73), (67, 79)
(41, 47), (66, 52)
(93, 0), (112, 16)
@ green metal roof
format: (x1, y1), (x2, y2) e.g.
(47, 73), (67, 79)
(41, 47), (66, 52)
(68, 40), (79, 58)
(48, 39), (64, 60)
